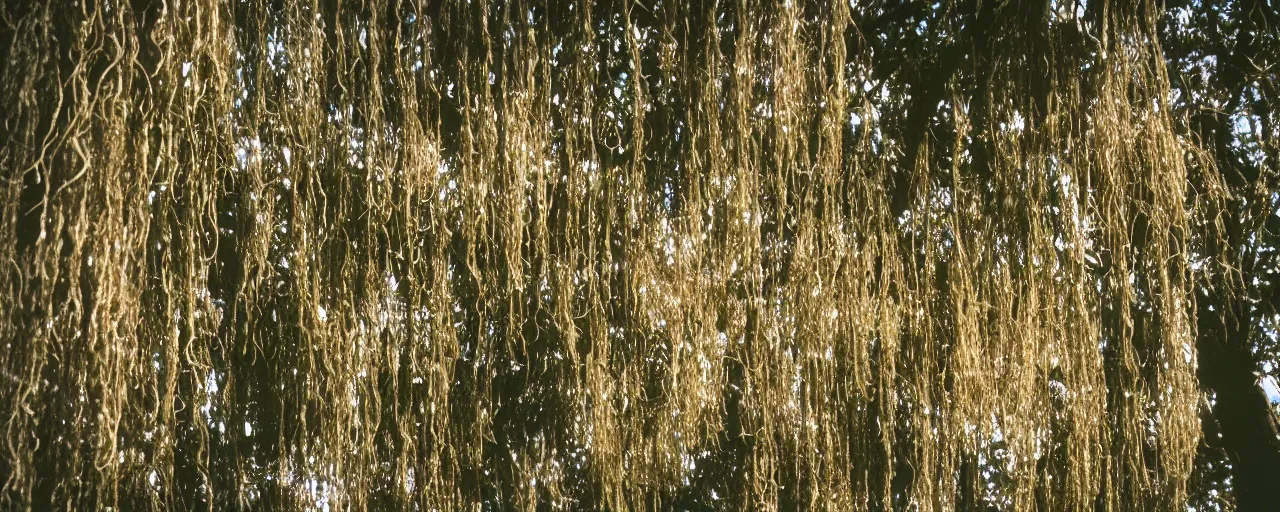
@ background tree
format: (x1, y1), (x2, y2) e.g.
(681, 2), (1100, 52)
(1162, 0), (1280, 509)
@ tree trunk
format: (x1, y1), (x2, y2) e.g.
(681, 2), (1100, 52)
(1197, 289), (1280, 508)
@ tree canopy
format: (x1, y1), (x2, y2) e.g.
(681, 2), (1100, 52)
(1, 0), (1276, 510)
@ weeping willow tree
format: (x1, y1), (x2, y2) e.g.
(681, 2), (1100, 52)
(1, 0), (1273, 510)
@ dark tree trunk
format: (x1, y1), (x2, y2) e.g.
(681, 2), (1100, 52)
(1196, 290), (1280, 509)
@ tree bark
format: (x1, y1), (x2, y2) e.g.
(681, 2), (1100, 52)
(1196, 289), (1280, 509)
